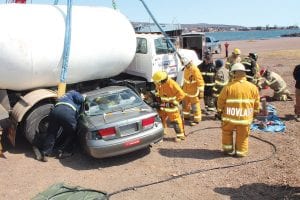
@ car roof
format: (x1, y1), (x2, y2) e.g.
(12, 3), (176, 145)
(84, 86), (130, 96)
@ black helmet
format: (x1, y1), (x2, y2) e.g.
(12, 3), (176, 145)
(249, 52), (258, 61)
(215, 59), (224, 68)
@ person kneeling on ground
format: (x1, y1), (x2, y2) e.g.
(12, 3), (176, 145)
(38, 90), (85, 162)
(259, 68), (293, 101)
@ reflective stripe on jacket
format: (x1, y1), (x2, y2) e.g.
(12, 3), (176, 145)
(217, 77), (260, 125)
(261, 71), (287, 92)
(55, 102), (77, 112)
(199, 62), (216, 88)
(156, 78), (185, 112)
(183, 64), (205, 97)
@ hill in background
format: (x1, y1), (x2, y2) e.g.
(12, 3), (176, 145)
(132, 22), (299, 33)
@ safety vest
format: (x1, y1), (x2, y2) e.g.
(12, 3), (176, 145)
(182, 64), (205, 98)
(217, 77), (260, 125)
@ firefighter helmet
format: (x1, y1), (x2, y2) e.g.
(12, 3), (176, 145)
(181, 57), (192, 66)
(249, 52), (258, 61)
(231, 63), (249, 72)
(152, 71), (168, 83)
(233, 48), (241, 55)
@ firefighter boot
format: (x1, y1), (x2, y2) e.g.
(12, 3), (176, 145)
(172, 120), (185, 142)
(175, 133), (185, 142)
(189, 120), (199, 126)
(191, 103), (201, 125)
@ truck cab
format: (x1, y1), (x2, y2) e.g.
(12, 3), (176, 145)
(205, 36), (222, 54)
(125, 33), (183, 82)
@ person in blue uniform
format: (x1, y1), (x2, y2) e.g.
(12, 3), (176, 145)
(40, 90), (85, 162)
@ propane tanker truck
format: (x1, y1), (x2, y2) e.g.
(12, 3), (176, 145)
(0, 4), (200, 148)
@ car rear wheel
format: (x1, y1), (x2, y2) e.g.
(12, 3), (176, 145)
(23, 103), (54, 147)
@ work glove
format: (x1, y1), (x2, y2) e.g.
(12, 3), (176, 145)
(170, 100), (179, 106)
(214, 112), (222, 120)
(152, 102), (161, 109)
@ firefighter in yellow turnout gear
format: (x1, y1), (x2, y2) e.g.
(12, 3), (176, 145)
(217, 63), (260, 157)
(181, 57), (205, 126)
(152, 71), (186, 142)
(225, 48), (242, 70)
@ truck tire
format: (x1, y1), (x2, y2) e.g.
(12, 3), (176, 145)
(23, 103), (54, 147)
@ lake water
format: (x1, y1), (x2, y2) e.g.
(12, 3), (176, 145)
(206, 29), (300, 41)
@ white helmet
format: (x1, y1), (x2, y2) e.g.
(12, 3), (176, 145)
(231, 63), (249, 72)
(181, 57), (192, 66)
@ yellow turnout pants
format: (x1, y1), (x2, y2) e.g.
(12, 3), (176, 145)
(222, 122), (250, 157)
(158, 110), (184, 135)
(182, 96), (202, 122)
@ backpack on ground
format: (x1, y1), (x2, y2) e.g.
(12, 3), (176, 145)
(32, 183), (109, 200)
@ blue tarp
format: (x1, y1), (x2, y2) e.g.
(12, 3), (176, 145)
(251, 104), (286, 132)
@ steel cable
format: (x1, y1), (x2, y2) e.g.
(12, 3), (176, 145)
(108, 127), (277, 198)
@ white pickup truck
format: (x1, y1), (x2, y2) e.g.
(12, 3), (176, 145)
(205, 36), (222, 54)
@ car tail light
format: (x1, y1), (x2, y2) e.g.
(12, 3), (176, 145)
(142, 116), (155, 129)
(98, 127), (116, 138)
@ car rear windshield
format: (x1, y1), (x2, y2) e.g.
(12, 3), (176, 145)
(85, 89), (143, 116)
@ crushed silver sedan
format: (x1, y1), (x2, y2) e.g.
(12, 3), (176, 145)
(78, 86), (163, 158)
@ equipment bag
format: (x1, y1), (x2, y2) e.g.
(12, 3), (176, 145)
(32, 183), (109, 200)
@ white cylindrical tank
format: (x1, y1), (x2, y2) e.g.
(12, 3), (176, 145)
(0, 4), (136, 91)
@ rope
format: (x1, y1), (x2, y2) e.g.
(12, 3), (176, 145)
(138, 0), (181, 59)
(60, 0), (72, 83)
(108, 127), (277, 198)
(112, 0), (117, 10)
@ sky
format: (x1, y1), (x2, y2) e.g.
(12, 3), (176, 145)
(0, 0), (299, 27)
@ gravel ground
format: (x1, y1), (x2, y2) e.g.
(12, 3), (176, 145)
(0, 37), (299, 200)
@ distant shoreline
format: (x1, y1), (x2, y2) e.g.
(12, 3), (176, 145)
(281, 33), (300, 37)
(215, 37), (300, 57)
(206, 29), (300, 41)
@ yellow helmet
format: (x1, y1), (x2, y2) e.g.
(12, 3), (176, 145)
(233, 48), (241, 55)
(152, 71), (168, 83)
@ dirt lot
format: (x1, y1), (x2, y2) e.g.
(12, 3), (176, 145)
(1, 37), (300, 200)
